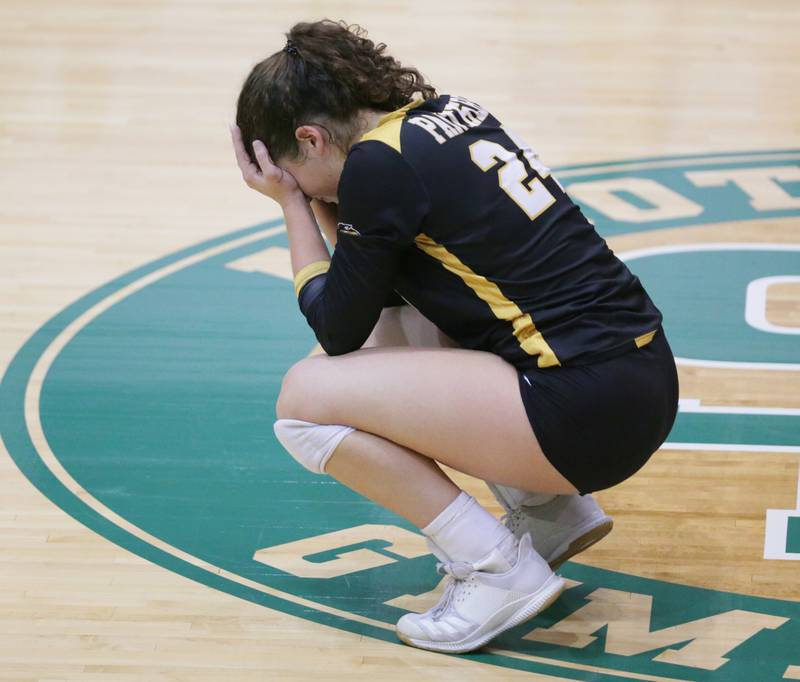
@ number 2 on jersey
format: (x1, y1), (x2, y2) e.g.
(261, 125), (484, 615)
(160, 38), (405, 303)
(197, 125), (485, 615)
(468, 136), (558, 221)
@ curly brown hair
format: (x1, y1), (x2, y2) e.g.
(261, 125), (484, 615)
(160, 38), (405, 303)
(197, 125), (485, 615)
(234, 19), (437, 164)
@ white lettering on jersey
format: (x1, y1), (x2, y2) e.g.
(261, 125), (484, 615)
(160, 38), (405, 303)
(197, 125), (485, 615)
(408, 95), (490, 144)
(407, 116), (447, 143)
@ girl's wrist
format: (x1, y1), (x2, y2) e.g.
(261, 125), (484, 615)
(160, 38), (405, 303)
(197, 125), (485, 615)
(281, 194), (317, 231)
(280, 192), (312, 212)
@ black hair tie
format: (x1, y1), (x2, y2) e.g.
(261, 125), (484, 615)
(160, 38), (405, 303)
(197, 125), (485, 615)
(283, 39), (299, 56)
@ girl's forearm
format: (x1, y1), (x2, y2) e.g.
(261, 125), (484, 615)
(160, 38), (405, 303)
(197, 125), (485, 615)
(282, 195), (331, 278)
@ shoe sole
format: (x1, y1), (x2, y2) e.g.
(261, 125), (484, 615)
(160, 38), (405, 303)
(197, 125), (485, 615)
(548, 518), (613, 571)
(395, 572), (565, 654)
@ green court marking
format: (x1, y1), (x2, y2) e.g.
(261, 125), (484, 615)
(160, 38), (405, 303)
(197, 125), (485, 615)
(786, 517), (800, 554)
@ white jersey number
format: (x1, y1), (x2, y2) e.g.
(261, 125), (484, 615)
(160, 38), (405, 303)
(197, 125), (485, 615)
(468, 135), (559, 221)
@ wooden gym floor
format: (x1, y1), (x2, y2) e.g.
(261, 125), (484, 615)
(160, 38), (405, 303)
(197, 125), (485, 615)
(1, 1), (799, 680)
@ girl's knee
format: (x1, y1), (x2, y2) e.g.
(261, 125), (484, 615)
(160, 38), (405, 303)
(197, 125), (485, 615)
(275, 357), (322, 421)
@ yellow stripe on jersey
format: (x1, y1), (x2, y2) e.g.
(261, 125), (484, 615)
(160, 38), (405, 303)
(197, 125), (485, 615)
(294, 260), (330, 297)
(358, 98), (426, 153)
(635, 329), (657, 348)
(414, 233), (561, 368)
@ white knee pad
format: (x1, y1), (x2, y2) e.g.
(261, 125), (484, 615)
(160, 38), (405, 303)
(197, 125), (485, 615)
(273, 418), (356, 474)
(485, 481), (556, 512)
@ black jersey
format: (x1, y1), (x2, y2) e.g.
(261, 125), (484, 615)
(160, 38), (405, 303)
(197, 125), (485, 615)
(294, 94), (663, 370)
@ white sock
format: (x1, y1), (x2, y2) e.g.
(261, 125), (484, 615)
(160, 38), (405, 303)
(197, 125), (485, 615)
(422, 491), (518, 565)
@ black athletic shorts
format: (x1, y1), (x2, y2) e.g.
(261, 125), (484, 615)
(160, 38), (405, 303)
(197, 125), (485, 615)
(517, 327), (679, 495)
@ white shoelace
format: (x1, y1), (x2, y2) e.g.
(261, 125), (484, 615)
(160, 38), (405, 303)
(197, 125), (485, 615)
(430, 560), (474, 619)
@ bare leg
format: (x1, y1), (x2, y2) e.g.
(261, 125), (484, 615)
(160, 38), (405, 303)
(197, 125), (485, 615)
(276, 346), (578, 526)
(325, 430), (460, 528)
(277, 320), (570, 651)
(361, 306), (551, 508)
(360, 305), (607, 511)
(304, 305), (472, 525)
(287, 306), (608, 590)
(361, 303), (461, 350)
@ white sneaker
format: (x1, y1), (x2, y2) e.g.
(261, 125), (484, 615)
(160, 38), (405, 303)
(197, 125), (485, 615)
(503, 494), (613, 570)
(395, 533), (565, 653)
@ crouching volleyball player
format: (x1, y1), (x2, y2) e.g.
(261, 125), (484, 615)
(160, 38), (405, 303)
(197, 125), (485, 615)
(230, 19), (679, 654)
